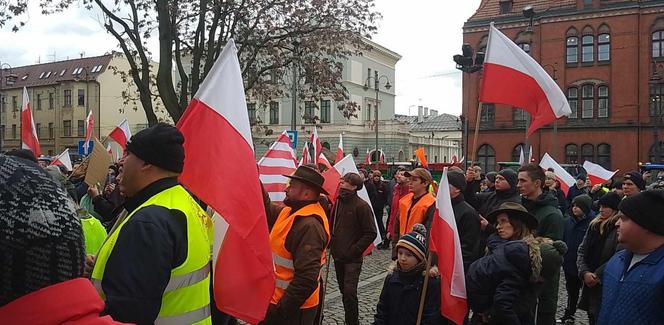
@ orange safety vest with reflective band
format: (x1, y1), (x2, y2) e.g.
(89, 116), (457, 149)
(398, 192), (436, 235)
(269, 203), (330, 308)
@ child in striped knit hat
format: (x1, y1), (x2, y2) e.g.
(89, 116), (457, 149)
(373, 224), (444, 324)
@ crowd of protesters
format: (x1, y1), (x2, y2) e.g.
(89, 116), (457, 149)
(1, 124), (663, 325)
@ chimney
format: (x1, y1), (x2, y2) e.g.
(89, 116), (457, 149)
(417, 106), (423, 122)
(424, 107), (429, 116)
(430, 109), (438, 116)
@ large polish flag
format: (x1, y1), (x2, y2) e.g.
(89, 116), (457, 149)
(84, 111), (94, 154)
(20, 87), (41, 157)
(583, 161), (618, 185)
(335, 134), (344, 164)
(258, 130), (298, 203)
(176, 39), (274, 324)
(480, 23), (571, 136)
(50, 148), (72, 171)
(430, 168), (467, 324)
(108, 119), (132, 149)
(540, 153), (576, 196)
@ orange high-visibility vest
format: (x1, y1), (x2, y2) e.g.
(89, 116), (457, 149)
(398, 192), (436, 235)
(269, 203), (330, 308)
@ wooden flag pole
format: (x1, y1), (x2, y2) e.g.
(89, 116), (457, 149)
(470, 101), (483, 164)
(415, 253), (433, 325)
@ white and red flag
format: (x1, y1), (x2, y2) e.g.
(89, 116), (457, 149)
(318, 152), (332, 170)
(258, 130), (298, 203)
(176, 39), (274, 324)
(50, 148), (72, 171)
(108, 119), (131, 149)
(430, 168), (468, 324)
(518, 146), (526, 166)
(20, 87), (41, 157)
(364, 148), (370, 164)
(583, 161), (618, 185)
(300, 142), (310, 166)
(480, 23), (571, 136)
(310, 127), (322, 163)
(540, 153), (576, 196)
(379, 148), (385, 163)
(335, 134), (344, 164)
(84, 110), (94, 154)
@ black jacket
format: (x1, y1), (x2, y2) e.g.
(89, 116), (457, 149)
(452, 194), (481, 272)
(330, 190), (378, 263)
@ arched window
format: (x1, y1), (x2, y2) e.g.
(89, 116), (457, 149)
(597, 143), (611, 169)
(565, 144), (579, 164)
(566, 37), (578, 64)
(512, 143), (525, 162)
(598, 85), (609, 117)
(653, 30), (664, 59)
(568, 87), (578, 118)
(582, 35), (594, 63)
(398, 150), (405, 161)
(598, 34), (610, 62)
(649, 141), (664, 163)
(581, 143), (594, 163)
(477, 144), (496, 172)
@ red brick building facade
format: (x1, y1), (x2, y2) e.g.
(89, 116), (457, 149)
(462, 0), (664, 174)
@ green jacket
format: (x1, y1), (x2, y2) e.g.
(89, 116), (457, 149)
(522, 191), (565, 241)
(538, 239), (567, 314)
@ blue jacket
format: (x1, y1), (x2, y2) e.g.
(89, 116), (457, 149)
(562, 213), (593, 276)
(597, 245), (664, 325)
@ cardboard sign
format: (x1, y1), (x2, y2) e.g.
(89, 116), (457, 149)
(85, 138), (113, 187)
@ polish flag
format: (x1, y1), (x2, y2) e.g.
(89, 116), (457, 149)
(20, 87), (41, 157)
(540, 153), (575, 196)
(108, 119), (132, 149)
(364, 148), (370, 164)
(310, 127), (322, 163)
(106, 144), (114, 162)
(528, 145), (533, 163)
(176, 39), (274, 324)
(84, 111), (94, 154)
(300, 142), (310, 166)
(518, 146), (525, 166)
(318, 152), (332, 170)
(50, 148), (72, 171)
(480, 23), (571, 136)
(430, 168), (468, 325)
(415, 147), (428, 168)
(379, 148), (385, 163)
(258, 130), (298, 203)
(335, 134), (344, 164)
(583, 161), (618, 185)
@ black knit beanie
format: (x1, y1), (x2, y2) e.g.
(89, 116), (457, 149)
(598, 192), (621, 211)
(396, 224), (428, 262)
(498, 169), (518, 189)
(0, 155), (85, 307)
(572, 194), (593, 215)
(618, 190), (664, 236)
(623, 171), (645, 190)
(485, 172), (497, 184)
(126, 123), (185, 173)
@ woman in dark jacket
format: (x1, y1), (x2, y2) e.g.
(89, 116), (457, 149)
(575, 192), (621, 325)
(466, 202), (567, 325)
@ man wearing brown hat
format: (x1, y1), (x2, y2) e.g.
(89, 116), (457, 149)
(263, 165), (330, 325)
(391, 168), (437, 259)
(89, 123), (213, 324)
(329, 172), (376, 325)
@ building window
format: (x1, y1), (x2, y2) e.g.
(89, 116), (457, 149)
(63, 120), (71, 137)
(653, 31), (664, 59)
(78, 120), (85, 137)
(12, 124), (17, 139)
(64, 90), (72, 107)
(598, 34), (610, 62)
(582, 85), (594, 118)
(513, 108), (527, 127)
(36, 94), (41, 110)
(366, 103), (373, 121)
(582, 35), (594, 63)
(650, 83), (664, 117)
(304, 100), (315, 124)
(35, 123), (41, 138)
(320, 100), (331, 123)
(568, 87), (578, 118)
(597, 143), (611, 169)
(565, 144), (579, 164)
(581, 143), (594, 163)
(477, 144), (496, 172)
(247, 103), (256, 124)
(48, 122), (54, 139)
(512, 143), (525, 162)
(48, 92), (54, 109)
(480, 103), (495, 127)
(598, 85), (609, 117)
(78, 89), (85, 106)
(499, 0), (513, 14)
(12, 96), (17, 111)
(0, 125), (4, 140)
(566, 37), (578, 64)
(518, 43), (530, 54)
(269, 101), (279, 125)
(649, 141), (664, 163)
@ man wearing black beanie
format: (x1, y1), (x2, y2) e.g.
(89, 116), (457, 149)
(89, 123), (213, 324)
(597, 190), (664, 324)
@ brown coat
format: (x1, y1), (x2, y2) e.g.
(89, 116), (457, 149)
(330, 191), (377, 263)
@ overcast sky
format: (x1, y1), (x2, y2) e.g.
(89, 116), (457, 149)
(0, 0), (482, 116)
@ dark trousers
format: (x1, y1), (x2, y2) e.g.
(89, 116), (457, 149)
(563, 272), (582, 319)
(374, 207), (386, 239)
(334, 260), (363, 325)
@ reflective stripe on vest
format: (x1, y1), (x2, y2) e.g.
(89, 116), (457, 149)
(398, 192), (436, 235)
(269, 203), (330, 308)
(90, 185), (212, 325)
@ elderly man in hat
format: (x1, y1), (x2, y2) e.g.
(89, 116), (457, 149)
(88, 123), (212, 324)
(263, 165), (330, 325)
(597, 190), (664, 324)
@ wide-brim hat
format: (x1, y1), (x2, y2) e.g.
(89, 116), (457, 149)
(283, 165), (329, 195)
(486, 201), (538, 230)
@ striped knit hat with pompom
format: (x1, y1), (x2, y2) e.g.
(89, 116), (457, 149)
(396, 223), (428, 261)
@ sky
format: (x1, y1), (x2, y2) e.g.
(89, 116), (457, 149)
(0, 0), (482, 117)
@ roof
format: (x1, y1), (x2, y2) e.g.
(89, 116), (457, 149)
(395, 113), (462, 132)
(469, 0), (576, 21)
(0, 54), (113, 90)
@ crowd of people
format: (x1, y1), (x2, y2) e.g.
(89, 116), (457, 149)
(1, 123), (663, 325)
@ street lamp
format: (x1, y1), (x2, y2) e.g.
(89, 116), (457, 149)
(453, 44), (484, 167)
(0, 63), (17, 152)
(290, 39), (301, 132)
(364, 71), (391, 164)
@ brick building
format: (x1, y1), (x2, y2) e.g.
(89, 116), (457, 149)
(462, 0), (664, 174)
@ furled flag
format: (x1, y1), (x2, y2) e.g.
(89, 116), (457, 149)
(21, 87), (41, 156)
(518, 146), (526, 166)
(528, 145), (533, 163)
(310, 127), (322, 163)
(430, 168), (468, 325)
(176, 39), (274, 324)
(480, 23), (571, 136)
(379, 148), (385, 163)
(108, 119), (132, 149)
(106, 144), (114, 162)
(364, 148), (370, 165)
(50, 148), (72, 171)
(540, 153), (576, 196)
(84, 110), (94, 154)
(415, 147), (428, 168)
(258, 130), (298, 203)
(583, 161), (618, 185)
(336, 134), (344, 164)
(300, 142), (310, 166)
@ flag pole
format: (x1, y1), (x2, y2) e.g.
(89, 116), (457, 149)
(317, 190), (341, 325)
(415, 253), (433, 325)
(470, 101), (483, 164)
